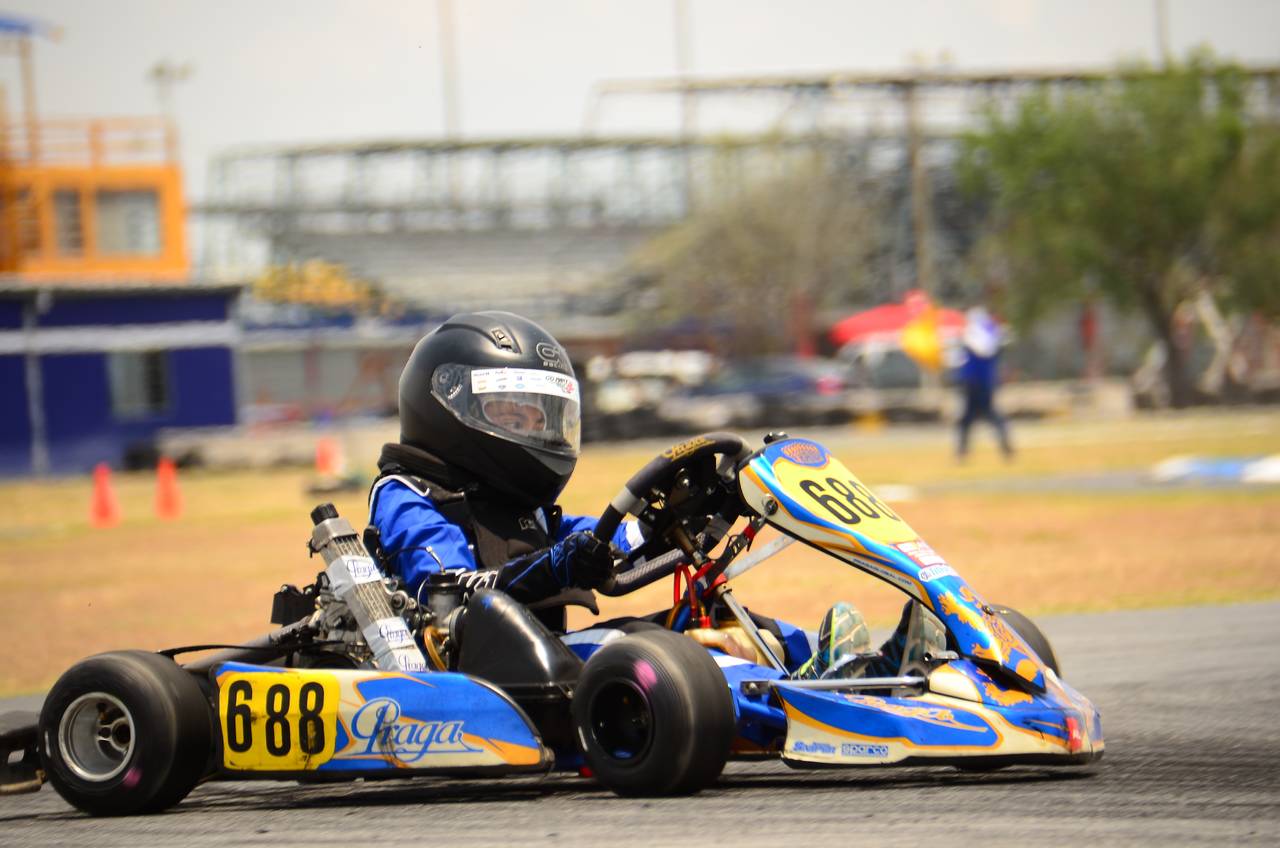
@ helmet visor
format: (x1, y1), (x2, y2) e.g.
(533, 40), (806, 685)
(431, 364), (581, 456)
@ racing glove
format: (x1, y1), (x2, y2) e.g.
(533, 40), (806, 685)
(459, 531), (615, 603)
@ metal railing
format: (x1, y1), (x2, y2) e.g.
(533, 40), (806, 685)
(0, 117), (178, 166)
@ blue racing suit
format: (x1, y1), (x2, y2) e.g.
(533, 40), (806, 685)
(369, 475), (643, 605)
(367, 464), (819, 669)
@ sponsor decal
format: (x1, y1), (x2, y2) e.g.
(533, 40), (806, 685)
(535, 341), (563, 366)
(917, 564), (959, 582)
(370, 618), (416, 649)
(791, 740), (836, 755)
(841, 742), (890, 758)
(471, 367), (578, 400)
(544, 373), (577, 396)
(895, 540), (948, 567)
(662, 435), (714, 462)
(779, 441), (827, 467)
(850, 557), (919, 596)
(344, 555), (382, 585)
(393, 652), (428, 673)
(345, 698), (478, 762)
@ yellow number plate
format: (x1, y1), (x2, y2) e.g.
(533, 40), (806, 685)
(219, 670), (340, 771)
(771, 453), (920, 545)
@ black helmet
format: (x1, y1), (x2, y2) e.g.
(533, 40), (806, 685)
(398, 311), (580, 505)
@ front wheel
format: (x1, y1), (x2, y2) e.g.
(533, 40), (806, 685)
(572, 629), (735, 796)
(38, 651), (212, 816)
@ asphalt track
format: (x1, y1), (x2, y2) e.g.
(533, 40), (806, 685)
(3, 602), (1277, 847)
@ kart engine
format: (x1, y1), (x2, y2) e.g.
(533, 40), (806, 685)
(301, 503), (430, 672)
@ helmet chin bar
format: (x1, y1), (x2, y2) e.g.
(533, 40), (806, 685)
(466, 438), (578, 507)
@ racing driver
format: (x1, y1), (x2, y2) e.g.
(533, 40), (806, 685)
(368, 310), (932, 675)
(367, 311), (638, 632)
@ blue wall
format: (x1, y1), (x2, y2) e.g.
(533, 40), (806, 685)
(37, 348), (237, 474)
(0, 289), (241, 477)
(0, 299), (22, 329)
(37, 293), (231, 327)
(0, 354), (31, 475)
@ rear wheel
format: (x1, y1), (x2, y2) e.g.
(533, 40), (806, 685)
(39, 651), (212, 816)
(572, 629), (735, 796)
(991, 605), (1061, 676)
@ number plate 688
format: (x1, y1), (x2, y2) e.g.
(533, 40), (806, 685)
(218, 671), (339, 771)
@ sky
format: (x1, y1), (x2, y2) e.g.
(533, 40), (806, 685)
(4, 0), (1279, 200)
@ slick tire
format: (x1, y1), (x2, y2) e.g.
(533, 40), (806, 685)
(991, 605), (1061, 677)
(39, 651), (212, 816)
(572, 629), (735, 797)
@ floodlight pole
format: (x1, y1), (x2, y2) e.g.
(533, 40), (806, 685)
(438, 0), (461, 140)
(674, 0), (695, 213)
(17, 33), (37, 161)
(1154, 0), (1172, 67)
(148, 60), (192, 161)
(904, 80), (935, 297)
(675, 0), (696, 140)
(437, 0), (463, 207)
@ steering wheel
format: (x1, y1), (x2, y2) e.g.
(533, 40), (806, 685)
(593, 432), (752, 597)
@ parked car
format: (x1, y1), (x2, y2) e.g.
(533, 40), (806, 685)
(580, 351), (718, 442)
(841, 345), (946, 422)
(657, 356), (856, 431)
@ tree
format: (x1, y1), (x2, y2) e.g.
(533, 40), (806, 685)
(960, 53), (1280, 407)
(1208, 126), (1280, 320)
(627, 143), (883, 356)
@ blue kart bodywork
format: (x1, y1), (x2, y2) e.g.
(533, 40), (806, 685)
(213, 662), (552, 777)
(209, 637), (1100, 780)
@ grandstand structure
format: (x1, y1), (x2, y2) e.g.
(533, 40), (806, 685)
(197, 65), (1280, 337)
(197, 134), (864, 336)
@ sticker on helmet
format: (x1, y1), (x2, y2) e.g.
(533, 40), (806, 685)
(535, 341), (563, 366)
(470, 368), (579, 400)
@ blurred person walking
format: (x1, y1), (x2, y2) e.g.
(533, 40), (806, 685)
(955, 307), (1014, 461)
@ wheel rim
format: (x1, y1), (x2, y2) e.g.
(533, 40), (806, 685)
(58, 692), (136, 782)
(589, 679), (654, 761)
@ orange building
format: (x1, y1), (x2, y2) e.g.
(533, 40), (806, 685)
(0, 115), (189, 281)
(0, 12), (187, 282)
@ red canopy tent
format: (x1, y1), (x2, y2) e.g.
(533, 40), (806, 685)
(828, 290), (965, 348)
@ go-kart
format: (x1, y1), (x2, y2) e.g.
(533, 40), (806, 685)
(0, 432), (1102, 814)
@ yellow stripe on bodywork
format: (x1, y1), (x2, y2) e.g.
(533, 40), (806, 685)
(741, 465), (935, 609)
(462, 734), (544, 766)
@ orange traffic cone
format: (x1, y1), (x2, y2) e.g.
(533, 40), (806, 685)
(315, 436), (344, 477)
(155, 456), (183, 520)
(90, 462), (121, 528)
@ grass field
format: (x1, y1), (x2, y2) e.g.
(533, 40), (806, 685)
(2, 408), (1278, 697)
